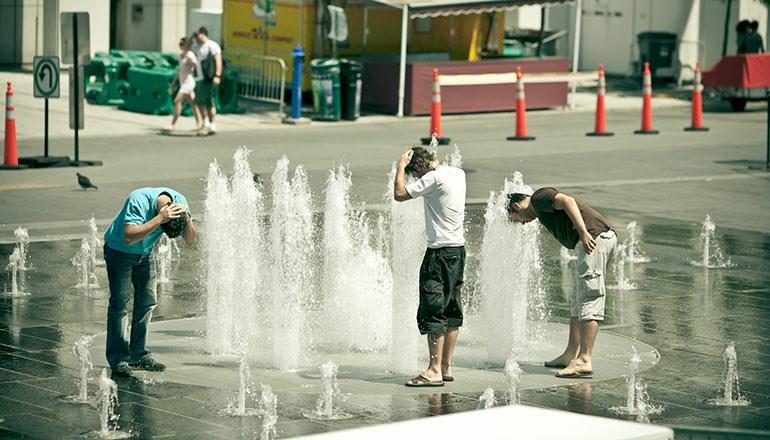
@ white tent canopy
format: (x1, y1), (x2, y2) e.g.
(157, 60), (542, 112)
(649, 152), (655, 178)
(364, 0), (579, 116)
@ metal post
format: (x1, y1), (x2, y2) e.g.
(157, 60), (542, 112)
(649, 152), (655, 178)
(766, 92), (769, 170)
(569, 0), (582, 109)
(536, 6), (546, 58)
(73, 13), (79, 162)
(722, 0), (732, 57)
(397, 4), (408, 118)
(291, 45), (304, 120)
(44, 98), (49, 157)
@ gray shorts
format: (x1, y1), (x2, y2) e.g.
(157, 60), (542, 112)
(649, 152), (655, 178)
(572, 230), (617, 321)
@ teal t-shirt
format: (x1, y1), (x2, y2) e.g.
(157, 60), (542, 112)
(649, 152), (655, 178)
(104, 187), (190, 255)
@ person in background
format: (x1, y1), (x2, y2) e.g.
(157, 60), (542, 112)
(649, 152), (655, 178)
(191, 27), (223, 135)
(165, 37), (202, 132)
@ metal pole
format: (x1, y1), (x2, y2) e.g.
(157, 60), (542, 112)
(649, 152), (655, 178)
(397, 4), (408, 118)
(536, 6), (546, 58)
(766, 92), (769, 170)
(569, 0), (582, 109)
(73, 13), (79, 162)
(44, 98), (49, 157)
(722, 0), (732, 57)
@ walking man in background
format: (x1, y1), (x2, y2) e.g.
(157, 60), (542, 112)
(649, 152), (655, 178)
(192, 27), (222, 135)
(506, 188), (616, 378)
(103, 188), (197, 377)
(394, 147), (467, 387)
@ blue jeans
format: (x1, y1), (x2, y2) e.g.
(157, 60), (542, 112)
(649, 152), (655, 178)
(104, 245), (157, 368)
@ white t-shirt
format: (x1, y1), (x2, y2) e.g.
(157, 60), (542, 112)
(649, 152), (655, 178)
(192, 39), (221, 80)
(406, 165), (466, 248)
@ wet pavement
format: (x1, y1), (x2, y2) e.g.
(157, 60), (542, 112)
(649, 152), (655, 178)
(1, 203), (769, 438)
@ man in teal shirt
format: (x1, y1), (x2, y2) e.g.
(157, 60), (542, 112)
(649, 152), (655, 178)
(103, 188), (197, 377)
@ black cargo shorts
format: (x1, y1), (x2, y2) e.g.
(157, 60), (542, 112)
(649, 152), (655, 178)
(417, 246), (465, 335)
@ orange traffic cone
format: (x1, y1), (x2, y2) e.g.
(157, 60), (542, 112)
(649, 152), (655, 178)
(507, 66), (535, 141)
(634, 62), (659, 135)
(421, 68), (450, 146)
(685, 63), (709, 132)
(586, 65), (614, 137)
(2, 82), (26, 170)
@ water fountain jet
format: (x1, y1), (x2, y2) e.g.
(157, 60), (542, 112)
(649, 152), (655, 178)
(303, 360), (352, 420)
(708, 342), (751, 406)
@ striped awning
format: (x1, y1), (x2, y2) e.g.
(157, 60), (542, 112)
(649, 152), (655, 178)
(370, 0), (572, 18)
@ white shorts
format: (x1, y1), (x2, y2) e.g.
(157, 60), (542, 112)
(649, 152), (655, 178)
(178, 77), (196, 95)
(572, 230), (617, 321)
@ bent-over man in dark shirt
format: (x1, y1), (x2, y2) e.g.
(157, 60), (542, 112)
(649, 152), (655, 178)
(507, 188), (616, 378)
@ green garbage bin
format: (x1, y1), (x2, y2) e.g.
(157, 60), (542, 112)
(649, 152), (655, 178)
(310, 58), (341, 121)
(340, 59), (362, 121)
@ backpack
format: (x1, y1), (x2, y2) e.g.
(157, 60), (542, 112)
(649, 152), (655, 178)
(201, 51), (216, 80)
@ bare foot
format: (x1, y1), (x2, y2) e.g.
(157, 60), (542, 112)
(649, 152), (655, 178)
(441, 365), (453, 380)
(421, 368), (442, 382)
(545, 354), (575, 368)
(163, 125), (175, 132)
(555, 359), (593, 378)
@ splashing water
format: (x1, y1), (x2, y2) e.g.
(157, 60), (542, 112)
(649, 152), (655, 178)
(625, 221), (650, 263)
(478, 172), (548, 363)
(4, 247), (30, 297)
(691, 215), (733, 268)
(270, 156), (314, 370)
(74, 336), (94, 403)
(304, 360), (352, 420)
(322, 165), (392, 352)
(445, 144), (463, 168)
(709, 342), (751, 406)
(88, 369), (131, 439)
(222, 353), (260, 416)
(155, 235), (173, 284)
(478, 387), (497, 409)
(204, 148), (267, 357)
(560, 247), (577, 262)
(88, 215), (104, 267)
(427, 133), (439, 155)
(610, 346), (663, 422)
(72, 239), (99, 289)
(259, 384), (278, 440)
(610, 243), (637, 290)
(504, 357), (523, 404)
(387, 164), (424, 374)
(13, 227), (29, 270)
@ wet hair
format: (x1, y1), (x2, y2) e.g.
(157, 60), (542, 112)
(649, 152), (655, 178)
(404, 146), (435, 176)
(197, 26), (209, 36)
(161, 215), (188, 238)
(506, 193), (529, 214)
(158, 191), (188, 238)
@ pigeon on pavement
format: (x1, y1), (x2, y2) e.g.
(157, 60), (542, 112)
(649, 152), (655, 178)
(76, 173), (98, 190)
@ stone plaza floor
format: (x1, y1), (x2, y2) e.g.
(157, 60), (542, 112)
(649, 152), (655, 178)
(1, 97), (769, 438)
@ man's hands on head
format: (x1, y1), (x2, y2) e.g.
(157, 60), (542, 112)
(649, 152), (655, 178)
(398, 149), (413, 170)
(159, 203), (186, 223)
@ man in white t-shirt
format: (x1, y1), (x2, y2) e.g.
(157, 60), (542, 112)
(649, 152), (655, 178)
(191, 27), (222, 135)
(394, 146), (466, 387)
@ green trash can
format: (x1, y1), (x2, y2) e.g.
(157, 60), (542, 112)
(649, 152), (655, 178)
(310, 58), (341, 121)
(339, 59), (362, 121)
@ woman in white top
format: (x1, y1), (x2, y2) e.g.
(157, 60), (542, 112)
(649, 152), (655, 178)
(165, 37), (202, 131)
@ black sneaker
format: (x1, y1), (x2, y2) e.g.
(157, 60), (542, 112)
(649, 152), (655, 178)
(129, 358), (166, 372)
(111, 364), (132, 378)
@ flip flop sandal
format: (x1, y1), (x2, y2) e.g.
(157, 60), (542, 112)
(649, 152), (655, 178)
(405, 374), (444, 387)
(555, 370), (593, 379)
(443, 376), (455, 382)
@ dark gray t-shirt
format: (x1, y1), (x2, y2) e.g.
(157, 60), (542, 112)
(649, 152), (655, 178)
(530, 187), (612, 249)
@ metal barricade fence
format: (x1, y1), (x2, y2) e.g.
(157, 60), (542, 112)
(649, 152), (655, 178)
(224, 52), (286, 115)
